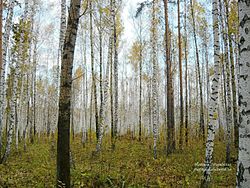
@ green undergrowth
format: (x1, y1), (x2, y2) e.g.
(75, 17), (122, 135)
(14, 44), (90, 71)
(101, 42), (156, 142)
(0, 135), (237, 187)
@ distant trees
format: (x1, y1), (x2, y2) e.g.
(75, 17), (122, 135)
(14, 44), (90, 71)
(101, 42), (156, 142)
(0, 0), (246, 187)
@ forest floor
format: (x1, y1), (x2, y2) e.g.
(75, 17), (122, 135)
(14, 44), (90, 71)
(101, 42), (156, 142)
(0, 135), (237, 187)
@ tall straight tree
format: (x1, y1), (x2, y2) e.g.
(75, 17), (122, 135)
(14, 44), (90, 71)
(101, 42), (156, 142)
(164, 0), (175, 155)
(236, 0), (250, 187)
(57, 0), (67, 121)
(225, 1), (238, 149)
(111, 0), (118, 149)
(57, 0), (81, 187)
(184, 0), (188, 146)
(190, 0), (205, 140)
(151, 0), (159, 159)
(0, 0), (2, 77)
(138, 16), (143, 142)
(0, 0), (15, 154)
(89, 0), (99, 142)
(202, 0), (221, 186)
(177, 0), (184, 149)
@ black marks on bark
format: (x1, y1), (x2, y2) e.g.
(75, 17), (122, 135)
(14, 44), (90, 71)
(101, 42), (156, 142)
(242, 109), (250, 116)
(240, 74), (248, 81)
(244, 0), (250, 6)
(240, 36), (246, 45)
(241, 45), (250, 53)
(237, 162), (245, 186)
(240, 14), (250, 28)
(246, 27), (249, 34)
(212, 77), (218, 82)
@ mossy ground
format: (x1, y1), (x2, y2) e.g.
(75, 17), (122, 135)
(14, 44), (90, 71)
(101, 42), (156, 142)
(0, 135), (237, 187)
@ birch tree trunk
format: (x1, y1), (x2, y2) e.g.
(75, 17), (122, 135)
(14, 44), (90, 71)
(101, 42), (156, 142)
(57, 0), (81, 187)
(111, 0), (118, 149)
(164, 0), (175, 155)
(56, 0), (67, 133)
(0, 0), (2, 77)
(151, 0), (159, 159)
(1, 51), (19, 164)
(236, 1), (250, 187)
(184, 0), (188, 146)
(201, 0), (221, 185)
(0, 0), (15, 153)
(177, 0), (183, 149)
(190, 0), (205, 140)
(89, 0), (99, 142)
(96, 29), (113, 151)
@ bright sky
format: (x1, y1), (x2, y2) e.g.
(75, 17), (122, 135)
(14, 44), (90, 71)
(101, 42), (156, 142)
(121, 0), (144, 45)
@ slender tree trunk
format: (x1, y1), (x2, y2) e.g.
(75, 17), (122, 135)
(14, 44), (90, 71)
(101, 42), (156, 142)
(202, 0), (221, 185)
(164, 0), (175, 155)
(236, 1), (250, 187)
(113, 0), (118, 149)
(190, 0), (205, 140)
(0, 0), (2, 77)
(96, 7), (105, 152)
(184, 0), (188, 146)
(89, 0), (99, 142)
(56, 0), (67, 136)
(0, 0), (15, 153)
(177, 0), (183, 149)
(1, 51), (19, 164)
(151, 0), (159, 159)
(57, 0), (81, 187)
(224, 0), (238, 149)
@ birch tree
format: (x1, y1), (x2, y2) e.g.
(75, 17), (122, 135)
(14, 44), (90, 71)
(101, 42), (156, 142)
(177, 0), (184, 149)
(0, 0), (2, 77)
(1, 56), (19, 164)
(111, 0), (119, 150)
(0, 0), (15, 153)
(236, 0), (250, 187)
(57, 0), (81, 187)
(151, 0), (159, 159)
(202, 0), (221, 185)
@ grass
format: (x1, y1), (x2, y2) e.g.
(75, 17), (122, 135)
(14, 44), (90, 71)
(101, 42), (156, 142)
(0, 134), (237, 187)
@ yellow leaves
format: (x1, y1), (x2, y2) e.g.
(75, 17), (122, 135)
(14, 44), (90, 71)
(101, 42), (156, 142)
(228, 1), (239, 35)
(213, 112), (218, 120)
(128, 40), (143, 71)
(73, 66), (84, 89)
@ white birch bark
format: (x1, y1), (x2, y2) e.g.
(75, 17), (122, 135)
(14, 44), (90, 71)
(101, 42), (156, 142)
(112, 0), (119, 145)
(1, 51), (19, 163)
(96, 33), (113, 151)
(236, 1), (250, 187)
(202, 0), (221, 185)
(0, 0), (15, 152)
(151, 0), (159, 159)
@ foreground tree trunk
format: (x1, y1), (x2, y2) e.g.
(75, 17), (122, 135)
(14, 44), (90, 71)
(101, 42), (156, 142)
(57, 0), (81, 187)
(236, 1), (250, 187)
(0, 0), (2, 77)
(0, 0), (15, 153)
(1, 51), (19, 164)
(202, 0), (221, 186)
